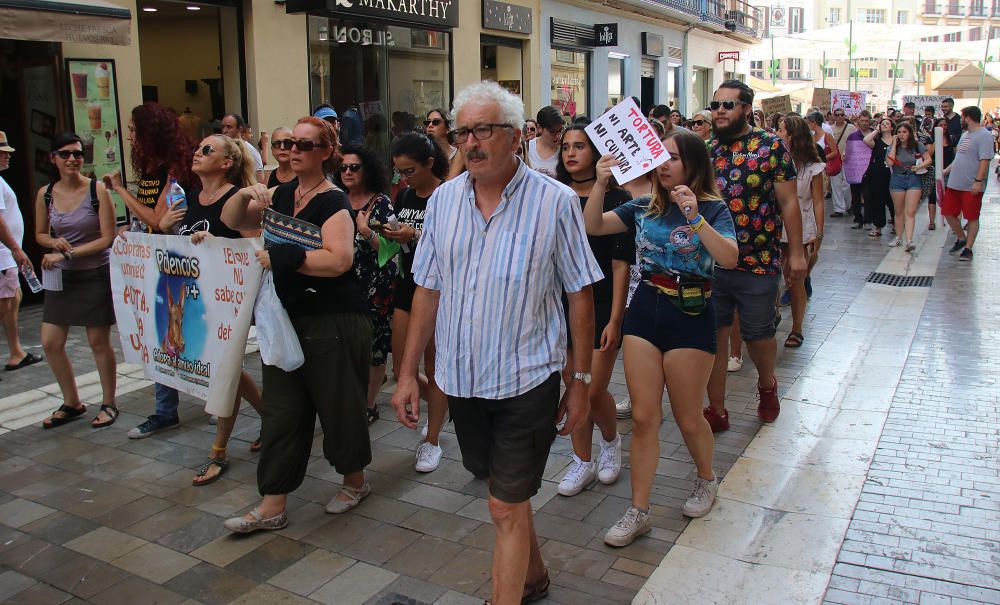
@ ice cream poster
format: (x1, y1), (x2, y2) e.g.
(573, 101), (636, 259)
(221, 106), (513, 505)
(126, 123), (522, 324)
(65, 58), (127, 223)
(585, 97), (670, 184)
(110, 233), (264, 416)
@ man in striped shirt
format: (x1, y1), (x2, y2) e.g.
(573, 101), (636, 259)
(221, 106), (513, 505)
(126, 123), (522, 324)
(392, 81), (603, 605)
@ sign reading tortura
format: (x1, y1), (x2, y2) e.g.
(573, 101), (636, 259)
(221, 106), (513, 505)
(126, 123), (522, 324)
(286, 0), (458, 28)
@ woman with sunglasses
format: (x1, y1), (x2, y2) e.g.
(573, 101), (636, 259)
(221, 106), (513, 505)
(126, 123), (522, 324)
(36, 133), (118, 429)
(386, 133), (450, 473)
(336, 145), (397, 424)
(220, 117), (373, 532)
(524, 119), (538, 141)
(886, 121), (931, 251)
(423, 108), (462, 180)
(528, 106), (563, 178)
(265, 127), (296, 188)
(586, 130), (737, 547)
(157, 135), (264, 485)
(104, 103), (194, 233)
(690, 109), (713, 142)
(776, 116), (825, 349)
(862, 118), (895, 238)
(552, 125), (629, 496)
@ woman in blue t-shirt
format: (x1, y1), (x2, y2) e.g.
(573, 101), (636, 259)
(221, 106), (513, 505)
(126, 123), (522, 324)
(583, 129), (738, 548)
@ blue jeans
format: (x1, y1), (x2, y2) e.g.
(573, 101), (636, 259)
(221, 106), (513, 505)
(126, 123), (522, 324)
(154, 383), (179, 422)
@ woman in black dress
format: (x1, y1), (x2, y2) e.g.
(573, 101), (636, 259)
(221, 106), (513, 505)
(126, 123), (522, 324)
(863, 118), (894, 238)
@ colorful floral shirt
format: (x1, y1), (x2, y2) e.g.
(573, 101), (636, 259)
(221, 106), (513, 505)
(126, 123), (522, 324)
(710, 127), (796, 275)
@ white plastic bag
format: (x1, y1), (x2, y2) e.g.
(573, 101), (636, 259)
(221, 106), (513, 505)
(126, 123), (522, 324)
(253, 270), (304, 372)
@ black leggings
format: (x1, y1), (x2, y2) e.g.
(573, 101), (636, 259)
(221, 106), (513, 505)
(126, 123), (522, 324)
(850, 183), (865, 225)
(864, 174), (891, 229)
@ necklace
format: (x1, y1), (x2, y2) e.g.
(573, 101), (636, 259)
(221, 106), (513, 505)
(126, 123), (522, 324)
(201, 185), (229, 205)
(571, 176), (596, 184)
(295, 179), (325, 208)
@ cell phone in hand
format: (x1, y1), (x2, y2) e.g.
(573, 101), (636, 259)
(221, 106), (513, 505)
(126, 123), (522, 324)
(368, 220), (384, 233)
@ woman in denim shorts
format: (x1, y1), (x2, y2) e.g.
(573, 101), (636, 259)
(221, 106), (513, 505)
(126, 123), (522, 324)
(583, 129), (738, 547)
(887, 121), (932, 251)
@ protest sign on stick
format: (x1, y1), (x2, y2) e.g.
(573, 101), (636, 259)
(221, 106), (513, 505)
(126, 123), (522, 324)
(585, 97), (670, 183)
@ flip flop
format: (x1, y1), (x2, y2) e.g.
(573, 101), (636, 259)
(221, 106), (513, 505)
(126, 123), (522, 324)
(192, 457), (229, 486)
(91, 404), (119, 428)
(5, 353), (42, 371)
(42, 404), (87, 429)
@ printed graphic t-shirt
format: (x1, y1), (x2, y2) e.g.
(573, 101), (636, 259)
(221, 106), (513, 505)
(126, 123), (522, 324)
(710, 127), (796, 275)
(133, 167), (169, 233)
(612, 197), (736, 280)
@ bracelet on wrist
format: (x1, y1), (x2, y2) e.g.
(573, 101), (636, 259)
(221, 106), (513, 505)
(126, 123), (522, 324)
(365, 230), (376, 242)
(687, 213), (703, 225)
(61, 251), (71, 261)
(690, 216), (707, 232)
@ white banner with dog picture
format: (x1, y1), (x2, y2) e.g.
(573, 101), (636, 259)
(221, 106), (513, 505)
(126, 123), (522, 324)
(109, 232), (263, 416)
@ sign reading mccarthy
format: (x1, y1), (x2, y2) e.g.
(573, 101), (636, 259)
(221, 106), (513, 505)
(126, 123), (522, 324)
(285, 0), (459, 28)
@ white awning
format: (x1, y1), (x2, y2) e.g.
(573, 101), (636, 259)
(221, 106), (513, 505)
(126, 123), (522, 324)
(749, 23), (978, 61)
(0, 0), (131, 46)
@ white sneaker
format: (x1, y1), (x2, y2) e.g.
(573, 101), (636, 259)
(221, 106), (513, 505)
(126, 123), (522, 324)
(414, 441), (442, 473)
(727, 356), (743, 372)
(604, 506), (651, 547)
(208, 415), (218, 425)
(597, 435), (622, 484)
(682, 474), (719, 518)
(888, 237), (902, 247)
(557, 456), (596, 496)
(615, 396), (632, 419)
(419, 423), (428, 438)
(905, 240), (916, 252)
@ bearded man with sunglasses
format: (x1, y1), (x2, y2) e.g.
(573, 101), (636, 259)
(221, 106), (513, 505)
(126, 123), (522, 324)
(392, 81), (602, 605)
(704, 80), (806, 431)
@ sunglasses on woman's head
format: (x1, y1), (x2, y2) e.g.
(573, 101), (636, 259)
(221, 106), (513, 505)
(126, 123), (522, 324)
(194, 144), (215, 156)
(709, 100), (743, 111)
(55, 150), (85, 159)
(340, 163), (363, 173)
(424, 118), (443, 127)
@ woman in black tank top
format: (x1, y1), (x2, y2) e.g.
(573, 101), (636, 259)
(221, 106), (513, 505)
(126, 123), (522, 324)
(264, 127), (297, 189)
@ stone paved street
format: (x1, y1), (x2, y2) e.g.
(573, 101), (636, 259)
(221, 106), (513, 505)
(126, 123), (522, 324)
(0, 181), (997, 604)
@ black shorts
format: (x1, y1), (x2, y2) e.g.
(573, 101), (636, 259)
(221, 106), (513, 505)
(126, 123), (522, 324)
(394, 277), (416, 312)
(623, 282), (717, 354)
(447, 373), (560, 504)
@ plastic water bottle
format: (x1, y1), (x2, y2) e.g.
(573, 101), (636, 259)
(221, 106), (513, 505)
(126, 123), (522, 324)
(166, 178), (187, 234)
(20, 264), (42, 294)
(387, 213), (409, 253)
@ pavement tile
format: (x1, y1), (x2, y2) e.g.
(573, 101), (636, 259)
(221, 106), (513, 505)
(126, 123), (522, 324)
(89, 575), (188, 605)
(341, 523), (423, 565)
(189, 531), (276, 568)
(227, 583), (318, 605)
(426, 548), (492, 596)
(267, 548), (356, 596)
(398, 508), (481, 543)
(164, 561), (258, 605)
(540, 539), (617, 580)
(368, 575), (449, 604)
(154, 511), (231, 553)
(92, 494), (176, 529)
(3, 581), (74, 604)
(310, 561), (399, 605)
(384, 535), (466, 579)
(45, 554), (132, 599)
(18, 511), (99, 546)
(224, 535), (314, 582)
(109, 541), (200, 583)
(4, 540), (78, 578)
(0, 569), (37, 602)
(0, 497), (57, 528)
(63, 526), (147, 562)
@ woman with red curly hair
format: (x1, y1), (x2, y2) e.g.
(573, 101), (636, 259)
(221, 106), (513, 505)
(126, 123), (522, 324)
(103, 102), (194, 234)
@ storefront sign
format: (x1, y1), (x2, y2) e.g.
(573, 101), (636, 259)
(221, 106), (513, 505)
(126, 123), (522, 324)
(642, 32), (663, 57)
(831, 90), (866, 116)
(760, 95), (792, 115)
(65, 59), (127, 224)
(718, 51), (740, 62)
(285, 0), (458, 29)
(482, 0), (531, 34)
(585, 97), (669, 183)
(812, 87), (833, 114)
(903, 95), (946, 112)
(110, 233), (263, 416)
(594, 23), (618, 46)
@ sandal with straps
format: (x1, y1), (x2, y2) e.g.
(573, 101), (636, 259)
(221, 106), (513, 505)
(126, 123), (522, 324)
(42, 404), (87, 429)
(784, 332), (804, 348)
(192, 457), (229, 486)
(91, 404), (119, 428)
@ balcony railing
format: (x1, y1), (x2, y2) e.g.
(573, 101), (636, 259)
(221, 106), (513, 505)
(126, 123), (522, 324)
(651, 0), (763, 39)
(925, 1), (940, 14)
(946, 2), (962, 15)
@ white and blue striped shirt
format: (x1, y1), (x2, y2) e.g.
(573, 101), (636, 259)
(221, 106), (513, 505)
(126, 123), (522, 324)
(412, 159), (603, 400)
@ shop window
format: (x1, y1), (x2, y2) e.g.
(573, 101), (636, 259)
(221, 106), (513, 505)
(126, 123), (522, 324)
(308, 16), (451, 168)
(481, 36), (524, 97)
(551, 48), (589, 121)
(608, 56), (625, 110)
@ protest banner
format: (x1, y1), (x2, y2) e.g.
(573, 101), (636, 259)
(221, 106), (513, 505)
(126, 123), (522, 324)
(831, 90), (866, 115)
(903, 95), (945, 113)
(761, 95), (792, 115)
(585, 97), (670, 183)
(812, 87), (833, 114)
(110, 233), (263, 416)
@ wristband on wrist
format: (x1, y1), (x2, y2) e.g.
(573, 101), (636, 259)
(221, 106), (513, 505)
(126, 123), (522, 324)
(365, 230), (376, 242)
(61, 250), (71, 261)
(687, 213), (703, 225)
(690, 216), (707, 232)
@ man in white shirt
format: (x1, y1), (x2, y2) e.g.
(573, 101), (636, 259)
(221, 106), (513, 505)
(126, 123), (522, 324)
(0, 132), (42, 371)
(221, 113), (264, 182)
(829, 108), (857, 216)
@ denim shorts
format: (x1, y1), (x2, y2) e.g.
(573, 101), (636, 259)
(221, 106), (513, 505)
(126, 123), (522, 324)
(711, 268), (781, 342)
(622, 282), (717, 354)
(889, 171), (922, 192)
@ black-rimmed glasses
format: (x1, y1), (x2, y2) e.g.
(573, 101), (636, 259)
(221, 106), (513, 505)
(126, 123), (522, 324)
(449, 123), (514, 142)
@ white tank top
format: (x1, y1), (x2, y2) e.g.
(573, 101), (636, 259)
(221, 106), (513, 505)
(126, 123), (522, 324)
(527, 138), (559, 178)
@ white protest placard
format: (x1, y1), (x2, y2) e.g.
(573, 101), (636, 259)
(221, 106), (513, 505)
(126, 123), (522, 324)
(110, 233), (263, 416)
(585, 97), (670, 183)
(831, 90), (866, 116)
(903, 95), (945, 113)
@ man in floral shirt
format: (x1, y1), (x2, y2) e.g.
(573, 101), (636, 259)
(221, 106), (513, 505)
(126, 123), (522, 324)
(704, 80), (806, 430)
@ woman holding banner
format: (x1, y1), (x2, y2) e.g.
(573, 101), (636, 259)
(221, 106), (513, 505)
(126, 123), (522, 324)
(36, 133), (118, 429)
(220, 116), (373, 533)
(552, 124), (630, 497)
(158, 134), (265, 486)
(585, 129), (737, 547)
